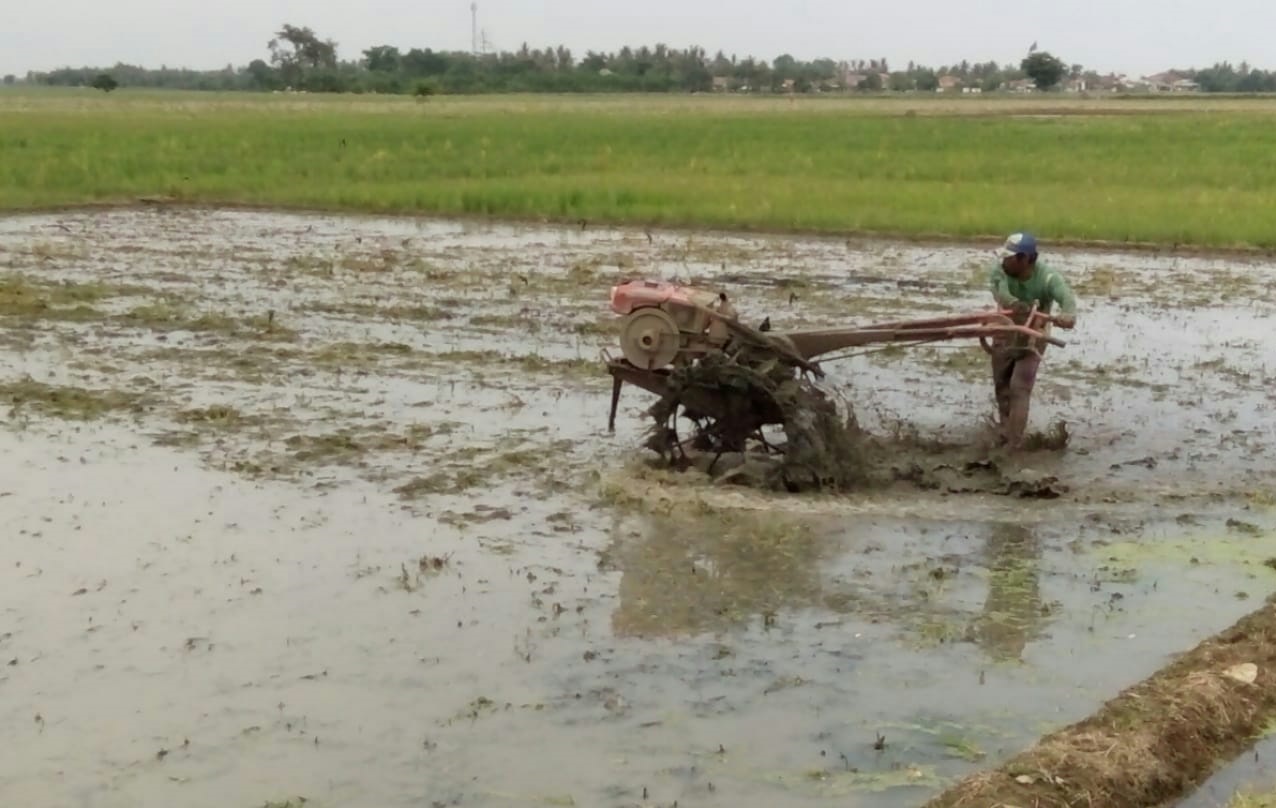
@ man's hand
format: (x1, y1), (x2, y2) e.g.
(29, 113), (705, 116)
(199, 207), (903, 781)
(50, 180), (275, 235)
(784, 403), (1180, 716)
(1004, 301), (1032, 323)
(1055, 314), (1076, 330)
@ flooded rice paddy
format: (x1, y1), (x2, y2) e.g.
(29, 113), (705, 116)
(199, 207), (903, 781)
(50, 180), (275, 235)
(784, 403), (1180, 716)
(2, 208), (1276, 808)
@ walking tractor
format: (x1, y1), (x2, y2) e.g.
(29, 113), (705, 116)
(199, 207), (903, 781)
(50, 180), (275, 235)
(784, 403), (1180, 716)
(602, 279), (1065, 489)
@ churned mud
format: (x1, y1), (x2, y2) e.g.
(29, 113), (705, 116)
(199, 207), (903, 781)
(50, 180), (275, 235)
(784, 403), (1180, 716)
(2, 207), (1276, 808)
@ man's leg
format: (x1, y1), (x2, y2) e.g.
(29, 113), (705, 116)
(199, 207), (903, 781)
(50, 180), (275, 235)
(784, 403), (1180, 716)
(1004, 352), (1042, 449)
(990, 347), (1015, 429)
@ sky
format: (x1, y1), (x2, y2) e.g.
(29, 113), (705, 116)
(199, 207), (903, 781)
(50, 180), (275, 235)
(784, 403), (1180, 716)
(1, 0), (1271, 78)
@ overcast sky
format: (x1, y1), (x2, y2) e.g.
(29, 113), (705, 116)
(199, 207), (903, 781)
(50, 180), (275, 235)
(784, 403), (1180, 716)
(1, 0), (1270, 78)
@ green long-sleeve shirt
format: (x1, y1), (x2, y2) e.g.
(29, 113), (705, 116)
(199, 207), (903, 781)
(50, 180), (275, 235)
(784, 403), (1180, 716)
(988, 262), (1077, 317)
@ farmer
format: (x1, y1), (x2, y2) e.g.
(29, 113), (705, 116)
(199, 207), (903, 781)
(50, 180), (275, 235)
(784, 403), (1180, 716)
(987, 232), (1077, 449)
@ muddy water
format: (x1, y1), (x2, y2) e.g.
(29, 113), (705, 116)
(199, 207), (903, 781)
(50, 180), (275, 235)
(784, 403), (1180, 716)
(2, 208), (1276, 808)
(1183, 734), (1276, 808)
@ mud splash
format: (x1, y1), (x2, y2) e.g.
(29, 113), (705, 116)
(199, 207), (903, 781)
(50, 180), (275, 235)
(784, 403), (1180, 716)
(637, 424), (1070, 501)
(640, 352), (865, 494)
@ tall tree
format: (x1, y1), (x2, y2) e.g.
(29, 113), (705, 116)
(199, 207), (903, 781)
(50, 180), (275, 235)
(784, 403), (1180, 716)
(710, 50), (732, 76)
(579, 51), (607, 72)
(268, 24), (338, 87)
(363, 45), (401, 73)
(245, 59), (276, 89)
(859, 73), (884, 91)
(1022, 51), (1066, 90)
(402, 48), (449, 77)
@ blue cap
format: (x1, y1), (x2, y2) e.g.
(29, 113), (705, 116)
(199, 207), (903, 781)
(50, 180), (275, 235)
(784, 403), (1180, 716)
(995, 232), (1038, 258)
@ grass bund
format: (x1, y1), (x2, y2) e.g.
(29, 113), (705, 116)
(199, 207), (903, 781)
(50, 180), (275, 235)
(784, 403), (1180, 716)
(4, 90), (1276, 247)
(923, 601), (1276, 808)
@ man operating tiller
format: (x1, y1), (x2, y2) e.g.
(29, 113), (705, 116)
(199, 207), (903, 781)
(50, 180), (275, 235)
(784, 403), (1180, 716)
(987, 232), (1078, 449)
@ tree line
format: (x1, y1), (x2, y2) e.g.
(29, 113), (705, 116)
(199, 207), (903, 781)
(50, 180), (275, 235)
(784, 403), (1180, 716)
(16, 24), (1276, 95)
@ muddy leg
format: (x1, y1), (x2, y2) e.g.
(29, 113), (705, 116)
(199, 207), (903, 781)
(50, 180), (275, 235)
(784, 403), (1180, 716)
(1004, 353), (1042, 450)
(990, 348), (1015, 427)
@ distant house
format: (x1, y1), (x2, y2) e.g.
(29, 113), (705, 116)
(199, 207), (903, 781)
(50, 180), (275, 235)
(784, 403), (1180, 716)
(711, 76), (729, 92)
(1064, 78), (1087, 93)
(1006, 78), (1036, 93)
(781, 78), (796, 92)
(937, 75), (962, 92)
(1144, 71), (1199, 92)
(839, 71), (891, 91)
(1093, 73), (1127, 92)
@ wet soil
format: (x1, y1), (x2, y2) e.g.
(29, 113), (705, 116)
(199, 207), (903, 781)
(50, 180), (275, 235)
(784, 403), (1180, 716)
(2, 207), (1276, 807)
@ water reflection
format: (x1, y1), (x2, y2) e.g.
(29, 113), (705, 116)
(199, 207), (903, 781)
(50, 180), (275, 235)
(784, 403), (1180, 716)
(604, 509), (1049, 660)
(605, 509), (833, 638)
(970, 522), (1046, 663)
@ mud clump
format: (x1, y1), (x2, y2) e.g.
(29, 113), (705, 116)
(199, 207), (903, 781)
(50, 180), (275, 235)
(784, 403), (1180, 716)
(177, 405), (247, 426)
(923, 601), (1276, 808)
(776, 385), (863, 492)
(394, 446), (550, 499)
(117, 304), (297, 342)
(1021, 420), (1071, 452)
(644, 351), (865, 494)
(0, 273), (147, 322)
(1, 377), (149, 420)
(895, 457), (1067, 499)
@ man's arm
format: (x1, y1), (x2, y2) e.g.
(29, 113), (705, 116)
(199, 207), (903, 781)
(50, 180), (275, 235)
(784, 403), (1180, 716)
(1048, 271), (1078, 326)
(988, 267), (1019, 308)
